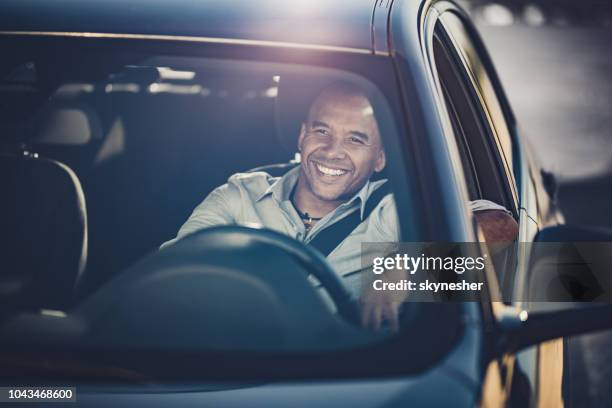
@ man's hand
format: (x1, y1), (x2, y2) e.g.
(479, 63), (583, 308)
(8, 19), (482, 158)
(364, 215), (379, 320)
(359, 289), (401, 332)
(359, 268), (408, 332)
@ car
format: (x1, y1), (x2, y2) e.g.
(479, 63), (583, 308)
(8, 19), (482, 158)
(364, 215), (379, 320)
(1, 0), (611, 407)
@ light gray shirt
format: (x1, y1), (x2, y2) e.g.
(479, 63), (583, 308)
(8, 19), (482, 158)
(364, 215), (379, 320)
(161, 166), (508, 298)
(162, 167), (397, 295)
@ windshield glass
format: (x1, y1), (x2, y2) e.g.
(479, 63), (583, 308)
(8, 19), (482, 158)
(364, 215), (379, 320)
(0, 38), (463, 379)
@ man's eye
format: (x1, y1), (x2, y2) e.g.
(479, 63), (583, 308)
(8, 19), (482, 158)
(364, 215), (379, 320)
(350, 136), (365, 145)
(314, 128), (329, 136)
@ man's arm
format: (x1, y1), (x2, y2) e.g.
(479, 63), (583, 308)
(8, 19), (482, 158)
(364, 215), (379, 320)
(160, 183), (238, 249)
(469, 199), (518, 250)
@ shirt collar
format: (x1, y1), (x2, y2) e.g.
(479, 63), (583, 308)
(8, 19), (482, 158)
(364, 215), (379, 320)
(256, 165), (388, 220)
(256, 165), (301, 203)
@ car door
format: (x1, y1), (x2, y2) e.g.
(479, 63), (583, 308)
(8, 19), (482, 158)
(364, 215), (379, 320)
(423, 2), (563, 407)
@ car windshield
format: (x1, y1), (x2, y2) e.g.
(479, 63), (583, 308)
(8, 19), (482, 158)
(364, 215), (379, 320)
(0, 37), (463, 380)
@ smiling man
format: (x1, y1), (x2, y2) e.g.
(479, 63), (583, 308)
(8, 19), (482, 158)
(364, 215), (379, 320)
(162, 82), (398, 327)
(292, 83), (387, 233)
(162, 81), (515, 330)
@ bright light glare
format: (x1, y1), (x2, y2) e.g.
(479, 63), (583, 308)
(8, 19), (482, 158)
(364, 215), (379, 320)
(270, 0), (319, 15)
(149, 83), (202, 94)
(523, 4), (546, 26)
(57, 83), (94, 95)
(481, 4), (514, 26)
(157, 67), (196, 80)
(40, 309), (67, 318)
(263, 87), (278, 98)
(105, 83), (140, 93)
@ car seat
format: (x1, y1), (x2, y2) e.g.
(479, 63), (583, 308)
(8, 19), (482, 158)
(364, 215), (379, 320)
(0, 102), (95, 311)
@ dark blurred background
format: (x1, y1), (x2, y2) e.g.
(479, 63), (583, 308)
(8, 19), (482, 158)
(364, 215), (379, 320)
(461, 1), (612, 405)
(461, 0), (612, 229)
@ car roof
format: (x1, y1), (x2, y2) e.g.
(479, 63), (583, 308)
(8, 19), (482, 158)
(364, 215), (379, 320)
(0, 0), (384, 52)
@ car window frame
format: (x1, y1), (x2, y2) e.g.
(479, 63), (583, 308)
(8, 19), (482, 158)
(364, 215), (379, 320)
(431, 22), (523, 291)
(418, 4), (505, 318)
(431, 7), (546, 307)
(433, 32), (495, 203)
(0, 32), (478, 374)
(434, 11), (519, 215)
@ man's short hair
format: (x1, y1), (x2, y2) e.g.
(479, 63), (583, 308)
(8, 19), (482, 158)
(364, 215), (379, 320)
(275, 78), (374, 153)
(305, 81), (374, 124)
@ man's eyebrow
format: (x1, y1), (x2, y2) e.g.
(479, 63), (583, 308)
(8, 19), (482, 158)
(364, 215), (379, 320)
(311, 120), (330, 128)
(310, 121), (371, 142)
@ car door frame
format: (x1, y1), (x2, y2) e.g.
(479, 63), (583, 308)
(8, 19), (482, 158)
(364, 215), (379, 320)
(413, 2), (566, 407)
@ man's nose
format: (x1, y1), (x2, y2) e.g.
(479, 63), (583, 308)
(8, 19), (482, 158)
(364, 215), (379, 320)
(320, 136), (347, 160)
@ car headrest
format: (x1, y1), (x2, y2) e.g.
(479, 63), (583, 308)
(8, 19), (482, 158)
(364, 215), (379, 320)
(27, 101), (102, 146)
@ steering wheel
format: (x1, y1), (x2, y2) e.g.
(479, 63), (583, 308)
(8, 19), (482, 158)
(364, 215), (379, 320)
(158, 226), (361, 325)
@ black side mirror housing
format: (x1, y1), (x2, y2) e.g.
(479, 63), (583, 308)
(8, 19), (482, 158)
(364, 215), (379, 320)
(496, 304), (612, 354)
(535, 224), (612, 242)
(496, 224), (612, 354)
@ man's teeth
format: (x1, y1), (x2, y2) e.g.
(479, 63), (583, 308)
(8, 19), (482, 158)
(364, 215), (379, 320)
(316, 163), (348, 176)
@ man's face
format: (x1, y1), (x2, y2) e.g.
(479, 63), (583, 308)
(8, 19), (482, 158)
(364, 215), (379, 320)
(297, 87), (386, 202)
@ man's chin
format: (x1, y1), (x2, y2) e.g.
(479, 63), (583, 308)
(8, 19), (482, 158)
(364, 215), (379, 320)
(310, 185), (351, 202)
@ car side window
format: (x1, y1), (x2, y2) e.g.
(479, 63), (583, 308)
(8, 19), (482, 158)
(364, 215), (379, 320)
(433, 12), (518, 215)
(432, 30), (509, 208)
(432, 16), (519, 291)
(433, 36), (483, 201)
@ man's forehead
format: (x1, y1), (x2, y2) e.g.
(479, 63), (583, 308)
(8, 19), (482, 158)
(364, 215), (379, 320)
(307, 90), (376, 124)
(310, 86), (371, 108)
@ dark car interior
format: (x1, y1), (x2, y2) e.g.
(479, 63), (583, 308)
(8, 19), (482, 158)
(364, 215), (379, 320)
(0, 38), (471, 382)
(0, 40), (399, 326)
(0, 43), (444, 360)
(0, 47), (310, 311)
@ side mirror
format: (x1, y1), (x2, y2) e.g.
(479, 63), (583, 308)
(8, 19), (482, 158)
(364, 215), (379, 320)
(496, 304), (612, 354)
(496, 224), (612, 354)
(535, 224), (612, 243)
(528, 224), (612, 302)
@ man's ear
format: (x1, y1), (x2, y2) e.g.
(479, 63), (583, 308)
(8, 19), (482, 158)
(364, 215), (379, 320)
(374, 149), (386, 172)
(297, 123), (306, 152)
